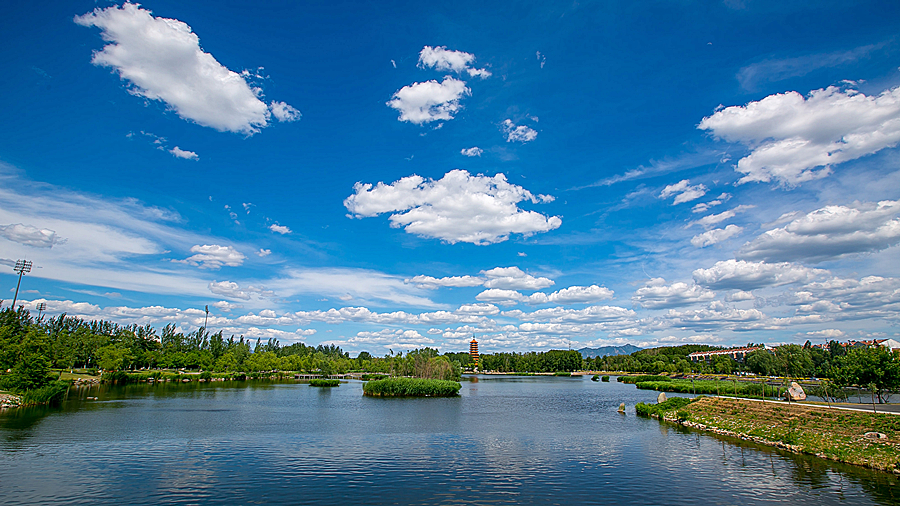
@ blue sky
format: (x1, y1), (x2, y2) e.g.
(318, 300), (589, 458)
(1, 0), (899, 354)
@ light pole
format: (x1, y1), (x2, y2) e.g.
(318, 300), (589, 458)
(36, 302), (46, 320)
(11, 259), (32, 308)
(204, 305), (209, 330)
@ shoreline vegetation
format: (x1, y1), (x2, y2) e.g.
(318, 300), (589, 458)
(636, 396), (900, 474)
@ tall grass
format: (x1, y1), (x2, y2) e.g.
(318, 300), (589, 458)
(362, 378), (460, 397)
(635, 379), (775, 397)
(618, 375), (671, 384)
(20, 380), (70, 406)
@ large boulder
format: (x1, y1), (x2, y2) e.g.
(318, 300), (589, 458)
(657, 392), (668, 404)
(784, 382), (806, 401)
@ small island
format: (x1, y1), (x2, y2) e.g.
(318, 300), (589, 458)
(362, 377), (461, 397)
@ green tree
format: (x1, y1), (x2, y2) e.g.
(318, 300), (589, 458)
(831, 346), (900, 403)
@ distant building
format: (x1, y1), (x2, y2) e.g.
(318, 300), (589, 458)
(688, 346), (762, 363)
(469, 337), (480, 369)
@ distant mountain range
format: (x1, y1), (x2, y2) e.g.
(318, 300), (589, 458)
(577, 344), (641, 358)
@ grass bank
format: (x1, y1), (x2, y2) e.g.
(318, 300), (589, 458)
(362, 378), (461, 397)
(641, 396), (900, 474)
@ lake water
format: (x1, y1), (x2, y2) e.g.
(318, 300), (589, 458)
(1, 376), (897, 505)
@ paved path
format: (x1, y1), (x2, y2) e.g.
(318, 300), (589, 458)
(709, 395), (900, 415)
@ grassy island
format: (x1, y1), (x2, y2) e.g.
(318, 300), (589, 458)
(309, 379), (340, 387)
(637, 396), (900, 474)
(362, 377), (461, 397)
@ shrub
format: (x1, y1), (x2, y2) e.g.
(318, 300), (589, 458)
(363, 378), (461, 397)
(591, 375), (599, 381)
(601, 375), (610, 382)
(199, 371), (213, 380)
(553, 371), (572, 377)
(310, 379), (340, 387)
(361, 374), (390, 381)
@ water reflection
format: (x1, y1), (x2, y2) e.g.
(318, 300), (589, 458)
(0, 378), (896, 505)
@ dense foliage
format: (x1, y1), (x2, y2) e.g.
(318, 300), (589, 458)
(362, 377), (461, 397)
(478, 349), (582, 372)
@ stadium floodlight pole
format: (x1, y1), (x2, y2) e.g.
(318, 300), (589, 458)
(36, 302), (47, 320)
(11, 259), (33, 308)
(204, 305), (209, 330)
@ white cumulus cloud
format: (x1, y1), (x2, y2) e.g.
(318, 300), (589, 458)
(169, 146), (198, 160)
(0, 223), (65, 248)
(269, 224), (291, 235)
(632, 278), (715, 309)
(699, 84), (900, 186)
(693, 259), (828, 290)
(737, 200), (900, 262)
(461, 147), (483, 157)
(344, 169), (562, 245)
(418, 46), (491, 79)
(482, 266), (554, 290)
(386, 77), (470, 124)
(181, 244), (245, 269)
(75, 4), (297, 135)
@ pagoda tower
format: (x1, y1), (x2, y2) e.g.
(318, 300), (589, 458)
(469, 336), (479, 370)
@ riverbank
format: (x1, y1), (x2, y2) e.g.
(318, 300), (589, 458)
(646, 396), (900, 474)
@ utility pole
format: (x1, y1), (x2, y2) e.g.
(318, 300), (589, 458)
(11, 259), (32, 308)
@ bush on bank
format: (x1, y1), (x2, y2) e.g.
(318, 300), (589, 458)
(362, 378), (461, 397)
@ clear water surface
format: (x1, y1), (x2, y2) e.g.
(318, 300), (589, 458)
(1, 376), (897, 505)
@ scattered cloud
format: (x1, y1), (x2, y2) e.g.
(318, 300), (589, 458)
(461, 147), (483, 157)
(690, 224), (743, 247)
(692, 193), (731, 213)
(737, 200), (900, 262)
(501, 119), (538, 143)
(418, 46), (491, 79)
(659, 179), (708, 204)
(693, 260), (828, 291)
(699, 84), (900, 186)
(181, 244), (245, 269)
(75, 3), (297, 134)
(169, 146), (198, 160)
(387, 77), (470, 124)
(0, 223), (65, 248)
(269, 224), (291, 235)
(694, 205), (755, 228)
(257, 248), (271, 257)
(344, 169), (561, 245)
